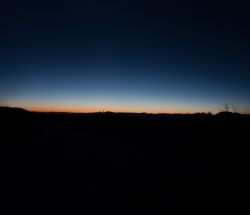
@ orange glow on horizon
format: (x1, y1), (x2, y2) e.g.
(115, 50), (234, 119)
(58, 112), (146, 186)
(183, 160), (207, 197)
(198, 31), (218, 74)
(2, 100), (218, 114)
(27, 106), (216, 114)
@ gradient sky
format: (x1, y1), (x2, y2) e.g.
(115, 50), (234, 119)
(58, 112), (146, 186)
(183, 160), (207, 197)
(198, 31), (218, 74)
(0, 0), (250, 113)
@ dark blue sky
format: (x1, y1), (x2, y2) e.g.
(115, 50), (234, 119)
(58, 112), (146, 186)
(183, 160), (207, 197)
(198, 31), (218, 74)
(0, 0), (250, 113)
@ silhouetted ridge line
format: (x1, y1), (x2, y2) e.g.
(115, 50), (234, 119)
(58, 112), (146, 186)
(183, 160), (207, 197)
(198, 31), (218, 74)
(0, 106), (28, 112)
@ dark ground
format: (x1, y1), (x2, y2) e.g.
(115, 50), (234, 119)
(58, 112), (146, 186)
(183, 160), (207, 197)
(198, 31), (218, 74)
(0, 107), (249, 214)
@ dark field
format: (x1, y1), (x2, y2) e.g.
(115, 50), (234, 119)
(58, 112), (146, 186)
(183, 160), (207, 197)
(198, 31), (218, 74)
(1, 107), (249, 214)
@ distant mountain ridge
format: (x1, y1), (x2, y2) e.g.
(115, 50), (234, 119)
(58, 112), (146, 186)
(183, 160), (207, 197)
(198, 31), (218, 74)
(0, 106), (248, 117)
(0, 106), (29, 113)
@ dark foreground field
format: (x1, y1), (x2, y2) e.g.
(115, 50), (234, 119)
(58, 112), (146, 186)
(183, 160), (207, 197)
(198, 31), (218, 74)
(0, 107), (249, 214)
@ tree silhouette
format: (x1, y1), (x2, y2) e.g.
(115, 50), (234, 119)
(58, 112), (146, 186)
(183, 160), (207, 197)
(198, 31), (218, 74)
(223, 102), (230, 112)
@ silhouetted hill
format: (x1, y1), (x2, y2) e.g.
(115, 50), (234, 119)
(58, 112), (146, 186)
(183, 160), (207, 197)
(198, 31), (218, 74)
(0, 106), (28, 113)
(1, 106), (249, 214)
(216, 111), (242, 117)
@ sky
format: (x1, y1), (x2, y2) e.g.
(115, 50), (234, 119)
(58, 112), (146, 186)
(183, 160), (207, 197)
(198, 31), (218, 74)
(0, 0), (250, 113)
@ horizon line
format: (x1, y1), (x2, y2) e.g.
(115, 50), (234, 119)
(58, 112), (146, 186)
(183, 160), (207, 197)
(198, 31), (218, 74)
(1, 105), (239, 115)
